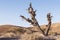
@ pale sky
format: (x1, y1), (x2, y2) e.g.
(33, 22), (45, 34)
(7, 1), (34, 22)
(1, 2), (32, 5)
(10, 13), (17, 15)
(0, 0), (60, 27)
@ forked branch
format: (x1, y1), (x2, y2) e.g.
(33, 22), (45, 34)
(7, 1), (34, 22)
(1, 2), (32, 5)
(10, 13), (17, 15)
(20, 3), (45, 35)
(45, 13), (52, 36)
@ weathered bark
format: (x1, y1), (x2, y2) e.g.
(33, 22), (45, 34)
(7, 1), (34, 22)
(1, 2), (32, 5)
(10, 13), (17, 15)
(45, 13), (52, 36)
(20, 3), (53, 36)
(20, 3), (45, 35)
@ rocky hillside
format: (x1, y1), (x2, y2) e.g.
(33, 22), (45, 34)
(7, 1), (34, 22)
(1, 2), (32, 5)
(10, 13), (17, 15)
(0, 23), (60, 40)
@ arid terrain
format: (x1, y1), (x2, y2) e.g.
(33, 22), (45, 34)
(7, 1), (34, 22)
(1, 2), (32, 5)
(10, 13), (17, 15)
(0, 23), (60, 40)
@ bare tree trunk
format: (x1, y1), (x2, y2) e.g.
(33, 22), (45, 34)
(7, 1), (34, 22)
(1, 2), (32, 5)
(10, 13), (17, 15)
(20, 3), (45, 35)
(45, 22), (51, 36)
(45, 13), (52, 36)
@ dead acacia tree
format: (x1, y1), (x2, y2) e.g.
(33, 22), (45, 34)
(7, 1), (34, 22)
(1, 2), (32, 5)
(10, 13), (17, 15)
(20, 3), (52, 36)
(20, 3), (45, 35)
(45, 13), (52, 36)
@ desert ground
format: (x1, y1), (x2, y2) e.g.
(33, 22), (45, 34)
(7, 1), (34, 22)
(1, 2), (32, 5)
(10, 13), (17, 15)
(0, 23), (60, 40)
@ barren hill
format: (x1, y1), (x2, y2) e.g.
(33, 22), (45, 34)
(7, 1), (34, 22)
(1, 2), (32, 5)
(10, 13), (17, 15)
(0, 23), (60, 40)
